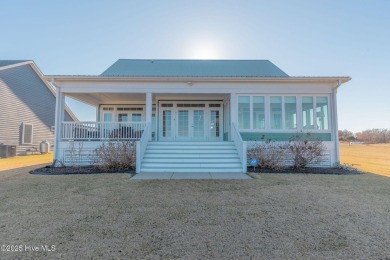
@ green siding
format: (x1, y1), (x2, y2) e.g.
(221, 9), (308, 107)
(240, 132), (332, 142)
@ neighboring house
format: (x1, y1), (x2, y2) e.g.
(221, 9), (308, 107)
(0, 60), (77, 155)
(45, 59), (350, 173)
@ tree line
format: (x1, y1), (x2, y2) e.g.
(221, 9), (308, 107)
(338, 128), (390, 144)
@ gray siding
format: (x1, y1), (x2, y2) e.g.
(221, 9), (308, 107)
(0, 64), (73, 154)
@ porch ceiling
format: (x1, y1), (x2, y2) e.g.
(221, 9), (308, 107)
(66, 93), (229, 106)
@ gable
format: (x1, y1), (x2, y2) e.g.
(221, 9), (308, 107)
(101, 59), (289, 77)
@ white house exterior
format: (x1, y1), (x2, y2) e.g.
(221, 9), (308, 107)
(45, 60), (350, 173)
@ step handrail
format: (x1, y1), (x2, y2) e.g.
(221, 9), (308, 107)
(136, 122), (151, 173)
(231, 123), (247, 173)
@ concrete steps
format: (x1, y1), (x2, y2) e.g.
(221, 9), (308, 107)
(140, 142), (243, 173)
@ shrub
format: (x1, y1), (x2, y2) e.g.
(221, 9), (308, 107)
(288, 133), (326, 169)
(94, 140), (136, 171)
(248, 141), (287, 170)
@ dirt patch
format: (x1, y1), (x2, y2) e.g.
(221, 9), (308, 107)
(31, 165), (134, 175)
(247, 166), (362, 175)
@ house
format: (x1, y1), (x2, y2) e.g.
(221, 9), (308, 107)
(44, 59), (350, 173)
(0, 60), (77, 155)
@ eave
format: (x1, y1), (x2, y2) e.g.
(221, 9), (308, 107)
(43, 75), (351, 85)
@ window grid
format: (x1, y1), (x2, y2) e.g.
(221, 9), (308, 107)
(237, 95), (330, 132)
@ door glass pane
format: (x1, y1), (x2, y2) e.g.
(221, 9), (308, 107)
(131, 114), (142, 122)
(253, 96), (265, 129)
(302, 97), (314, 129)
(316, 97), (329, 130)
(238, 96), (250, 129)
(118, 113), (128, 122)
(270, 96), (282, 129)
(193, 110), (205, 137)
(103, 113), (112, 122)
(162, 110), (172, 137)
(152, 114), (156, 139)
(178, 110), (189, 137)
(285, 97), (297, 129)
(210, 110), (220, 137)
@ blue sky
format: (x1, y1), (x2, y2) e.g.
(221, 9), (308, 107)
(1, 0), (389, 132)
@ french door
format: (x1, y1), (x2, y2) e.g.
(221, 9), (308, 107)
(159, 102), (223, 141)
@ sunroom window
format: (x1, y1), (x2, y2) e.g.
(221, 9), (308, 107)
(253, 96), (265, 129)
(237, 95), (331, 131)
(302, 97), (315, 129)
(285, 97), (297, 129)
(270, 96), (282, 129)
(238, 96), (250, 129)
(316, 97), (329, 130)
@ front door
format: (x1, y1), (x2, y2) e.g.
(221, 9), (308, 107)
(159, 102), (223, 141)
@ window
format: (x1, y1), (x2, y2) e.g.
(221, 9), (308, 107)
(131, 114), (142, 122)
(285, 97), (297, 129)
(238, 96), (250, 129)
(302, 97), (314, 129)
(270, 96), (282, 129)
(316, 97), (329, 130)
(22, 123), (33, 144)
(237, 95), (331, 131)
(253, 96), (265, 129)
(118, 113), (128, 122)
(103, 113), (113, 122)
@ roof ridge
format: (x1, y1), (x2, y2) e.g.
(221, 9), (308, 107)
(116, 59), (272, 62)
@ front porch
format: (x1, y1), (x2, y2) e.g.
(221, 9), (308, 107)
(54, 91), (247, 173)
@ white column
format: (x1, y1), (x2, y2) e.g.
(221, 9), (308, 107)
(145, 92), (152, 140)
(230, 93), (237, 140)
(332, 88), (340, 166)
(54, 88), (65, 164)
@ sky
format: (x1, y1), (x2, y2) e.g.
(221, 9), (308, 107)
(1, 0), (389, 132)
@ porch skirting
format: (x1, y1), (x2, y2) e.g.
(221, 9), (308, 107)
(55, 140), (335, 168)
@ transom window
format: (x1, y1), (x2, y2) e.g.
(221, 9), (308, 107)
(237, 95), (329, 131)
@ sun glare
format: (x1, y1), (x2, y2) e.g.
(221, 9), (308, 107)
(186, 38), (223, 59)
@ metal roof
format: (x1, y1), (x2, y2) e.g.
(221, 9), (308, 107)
(0, 60), (30, 68)
(101, 59), (289, 77)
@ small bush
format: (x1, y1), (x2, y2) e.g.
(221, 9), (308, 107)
(94, 140), (136, 171)
(288, 133), (326, 169)
(248, 142), (287, 170)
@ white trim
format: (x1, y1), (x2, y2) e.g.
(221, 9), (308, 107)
(0, 61), (33, 71)
(44, 75), (351, 84)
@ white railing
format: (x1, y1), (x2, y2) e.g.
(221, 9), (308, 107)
(232, 123), (247, 173)
(136, 122), (151, 173)
(62, 121), (147, 141)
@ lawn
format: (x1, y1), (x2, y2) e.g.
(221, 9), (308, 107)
(0, 153), (53, 171)
(340, 142), (390, 177)
(1, 166), (390, 259)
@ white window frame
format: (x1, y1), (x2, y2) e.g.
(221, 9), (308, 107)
(237, 95), (331, 133)
(22, 123), (33, 145)
(100, 105), (146, 122)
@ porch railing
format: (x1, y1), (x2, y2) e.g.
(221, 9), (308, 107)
(62, 121), (147, 141)
(136, 122), (151, 173)
(232, 123), (247, 173)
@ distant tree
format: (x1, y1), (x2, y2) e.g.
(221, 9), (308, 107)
(356, 128), (390, 144)
(338, 129), (356, 142)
